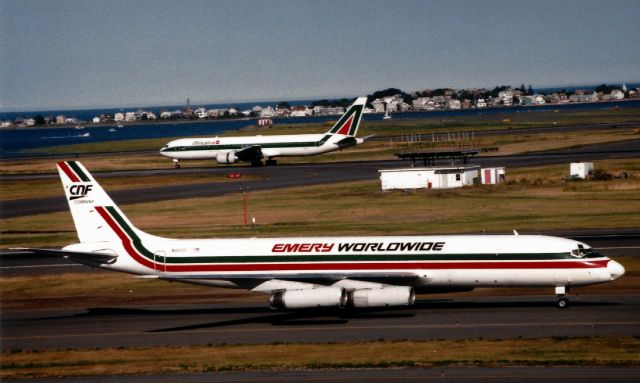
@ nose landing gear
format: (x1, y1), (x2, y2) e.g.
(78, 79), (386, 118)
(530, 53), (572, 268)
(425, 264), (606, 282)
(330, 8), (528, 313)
(555, 286), (570, 309)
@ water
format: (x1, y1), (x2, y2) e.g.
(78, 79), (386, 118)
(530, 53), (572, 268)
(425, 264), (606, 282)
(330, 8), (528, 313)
(1, 100), (639, 158)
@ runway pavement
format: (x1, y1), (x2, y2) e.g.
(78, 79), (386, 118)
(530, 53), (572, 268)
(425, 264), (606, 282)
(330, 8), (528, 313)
(2, 293), (639, 351)
(3, 367), (639, 383)
(1, 139), (639, 218)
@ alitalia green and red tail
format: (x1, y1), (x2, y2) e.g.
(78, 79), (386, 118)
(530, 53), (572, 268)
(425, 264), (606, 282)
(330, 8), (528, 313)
(325, 97), (367, 137)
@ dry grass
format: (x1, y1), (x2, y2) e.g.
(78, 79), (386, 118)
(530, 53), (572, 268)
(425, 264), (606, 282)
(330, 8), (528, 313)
(3, 337), (639, 379)
(2, 158), (639, 248)
(0, 172), (260, 201)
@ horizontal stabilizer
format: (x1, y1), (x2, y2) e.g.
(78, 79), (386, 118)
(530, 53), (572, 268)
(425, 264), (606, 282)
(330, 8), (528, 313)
(335, 136), (358, 148)
(14, 248), (117, 267)
(360, 134), (376, 141)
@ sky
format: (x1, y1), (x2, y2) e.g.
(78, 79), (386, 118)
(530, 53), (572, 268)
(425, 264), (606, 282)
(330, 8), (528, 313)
(1, 0), (639, 111)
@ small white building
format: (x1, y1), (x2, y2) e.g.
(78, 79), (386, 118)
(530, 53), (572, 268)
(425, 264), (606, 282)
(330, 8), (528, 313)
(481, 167), (506, 184)
(379, 166), (480, 191)
(570, 162), (593, 179)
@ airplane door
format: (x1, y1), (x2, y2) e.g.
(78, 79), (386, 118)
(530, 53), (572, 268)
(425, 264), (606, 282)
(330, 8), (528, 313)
(154, 251), (166, 272)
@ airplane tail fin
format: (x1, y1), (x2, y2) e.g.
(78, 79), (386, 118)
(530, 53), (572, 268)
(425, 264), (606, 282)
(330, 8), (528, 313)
(326, 97), (367, 137)
(57, 161), (148, 244)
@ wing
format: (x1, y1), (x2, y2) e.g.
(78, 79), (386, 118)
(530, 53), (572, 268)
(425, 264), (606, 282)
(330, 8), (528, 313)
(235, 145), (263, 162)
(12, 248), (117, 267)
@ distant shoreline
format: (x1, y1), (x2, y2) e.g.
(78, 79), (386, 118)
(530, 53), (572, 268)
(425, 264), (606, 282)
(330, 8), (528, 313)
(1, 98), (638, 131)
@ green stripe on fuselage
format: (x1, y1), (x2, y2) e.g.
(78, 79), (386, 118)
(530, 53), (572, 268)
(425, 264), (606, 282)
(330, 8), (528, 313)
(143, 252), (589, 265)
(106, 206), (160, 260)
(163, 135), (332, 153)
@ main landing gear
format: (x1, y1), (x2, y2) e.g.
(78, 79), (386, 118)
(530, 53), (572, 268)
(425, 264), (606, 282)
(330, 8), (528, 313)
(555, 286), (570, 309)
(251, 158), (277, 167)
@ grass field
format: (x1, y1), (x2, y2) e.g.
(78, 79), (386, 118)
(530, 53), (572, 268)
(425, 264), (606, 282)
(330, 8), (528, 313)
(2, 158), (639, 248)
(3, 337), (639, 379)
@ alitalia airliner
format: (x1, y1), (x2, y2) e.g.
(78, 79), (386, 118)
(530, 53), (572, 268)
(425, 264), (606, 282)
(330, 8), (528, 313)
(25, 161), (624, 309)
(160, 97), (370, 167)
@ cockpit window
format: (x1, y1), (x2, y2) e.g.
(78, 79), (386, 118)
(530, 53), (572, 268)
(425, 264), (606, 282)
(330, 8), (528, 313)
(571, 244), (597, 258)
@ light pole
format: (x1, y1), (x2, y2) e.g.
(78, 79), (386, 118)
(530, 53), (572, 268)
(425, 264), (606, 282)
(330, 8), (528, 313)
(240, 187), (250, 226)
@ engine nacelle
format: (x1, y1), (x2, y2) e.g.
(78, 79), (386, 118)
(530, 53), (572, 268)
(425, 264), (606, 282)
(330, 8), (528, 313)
(216, 152), (238, 164)
(348, 286), (415, 307)
(269, 287), (347, 309)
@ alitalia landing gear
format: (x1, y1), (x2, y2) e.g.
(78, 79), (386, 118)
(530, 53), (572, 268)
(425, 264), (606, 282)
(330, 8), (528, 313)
(265, 158), (277, 166)
(172, 159), (180, 169)
(555, 286), (570, 309)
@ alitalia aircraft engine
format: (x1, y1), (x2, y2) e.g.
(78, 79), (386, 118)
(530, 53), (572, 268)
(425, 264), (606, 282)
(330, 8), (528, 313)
(269, 287), (348, 309)
(215, 152), (237, 164)
(349, 286), (415, 307)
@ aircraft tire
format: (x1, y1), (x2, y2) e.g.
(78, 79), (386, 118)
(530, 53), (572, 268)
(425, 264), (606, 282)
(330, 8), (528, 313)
(556, 297), (570, 309)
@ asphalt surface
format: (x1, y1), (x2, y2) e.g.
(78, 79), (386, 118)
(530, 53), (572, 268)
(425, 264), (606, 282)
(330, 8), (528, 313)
(1, 139), (639, 219)
(2, 293), (639, 351)
(3, 367), (639, 383)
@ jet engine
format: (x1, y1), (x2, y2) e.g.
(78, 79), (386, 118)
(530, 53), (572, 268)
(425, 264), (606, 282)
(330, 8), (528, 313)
(216, 152), (238, 164)
(348, 286), (415, 307)
(269, 286), (347, 309)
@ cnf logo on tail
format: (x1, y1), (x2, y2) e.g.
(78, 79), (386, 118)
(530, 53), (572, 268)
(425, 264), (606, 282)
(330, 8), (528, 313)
(69, 184), (93, 200)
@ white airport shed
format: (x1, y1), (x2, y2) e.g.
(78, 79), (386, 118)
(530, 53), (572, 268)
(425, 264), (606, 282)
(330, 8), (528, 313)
(480, 167), (506, 184)
(570, 162), (593, 179)
(379, 166), (480, 191)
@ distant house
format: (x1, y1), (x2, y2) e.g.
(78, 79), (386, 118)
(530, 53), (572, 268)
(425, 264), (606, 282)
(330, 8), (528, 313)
(313, 106), (327, 115)
(371, 100), (385, 113)
(56, 115), (66, 124)
(160, 111), (172, 119)
(291, 106), (312, 117)
(260, 106), (275, 118)
(194, 107), (207, 119)
(476, 98), (486, 108)
(498, 90), (513, 106)
(521, 94), (545, 106)
(448, 99), (461, 110)
(610, 89), (625, 100)
(326, 106), (345, 115)
(569, 91), (597, 103)
(276, 107), (290, 117)
(92, 117), (101, 123)
(114, 113), (125, 122)
(412, 97), (429, 110)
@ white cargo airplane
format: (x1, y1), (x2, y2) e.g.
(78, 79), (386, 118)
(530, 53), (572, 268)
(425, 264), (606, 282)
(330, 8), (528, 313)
(25, 161), (624, 309)
(160, 97), (369, 167)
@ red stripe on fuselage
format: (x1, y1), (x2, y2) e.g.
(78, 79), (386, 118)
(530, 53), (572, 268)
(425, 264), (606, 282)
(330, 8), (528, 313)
(153, 259), (610, 273)
(58, 161), (80, 182)
(95, 206), (155, 269)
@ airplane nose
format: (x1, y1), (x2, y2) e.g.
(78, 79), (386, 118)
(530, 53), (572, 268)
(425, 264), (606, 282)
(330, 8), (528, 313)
(607, 260), (625, 280)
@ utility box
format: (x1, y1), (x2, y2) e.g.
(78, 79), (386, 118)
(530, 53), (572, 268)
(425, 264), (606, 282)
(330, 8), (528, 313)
(481, 167), (506, 184)
(570, 162), (593, 179)
(379, 166), (480, 191)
